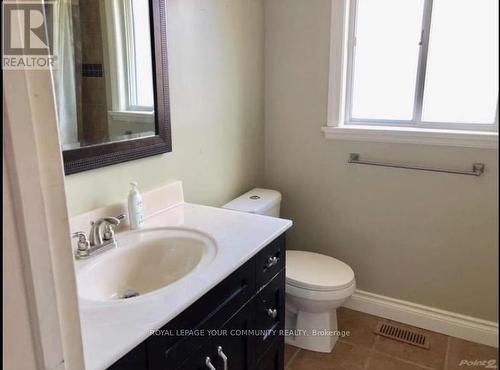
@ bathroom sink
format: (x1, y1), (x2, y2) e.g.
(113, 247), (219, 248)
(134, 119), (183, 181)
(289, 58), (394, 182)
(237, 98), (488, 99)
(76, 227), (217, 302)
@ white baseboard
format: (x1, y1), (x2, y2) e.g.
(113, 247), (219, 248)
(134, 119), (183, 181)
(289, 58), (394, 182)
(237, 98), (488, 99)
(342, 289), (498, 348)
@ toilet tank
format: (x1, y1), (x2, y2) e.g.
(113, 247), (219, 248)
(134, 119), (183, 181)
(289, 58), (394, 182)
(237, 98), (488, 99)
(222, 188), (282, 217)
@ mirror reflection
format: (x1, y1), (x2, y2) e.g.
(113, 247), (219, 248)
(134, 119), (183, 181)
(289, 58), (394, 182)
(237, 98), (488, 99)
(53, 0), (156, 150)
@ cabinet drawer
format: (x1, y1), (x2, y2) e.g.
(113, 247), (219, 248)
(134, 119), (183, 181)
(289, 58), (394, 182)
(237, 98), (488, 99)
(255, 234), (285, 289)
(148, 258), (256, 370)
(253, 269), (285, 361)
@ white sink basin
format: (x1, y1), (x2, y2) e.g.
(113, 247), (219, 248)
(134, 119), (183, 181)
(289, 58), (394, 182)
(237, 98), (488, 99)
(77, 227), (217, 303)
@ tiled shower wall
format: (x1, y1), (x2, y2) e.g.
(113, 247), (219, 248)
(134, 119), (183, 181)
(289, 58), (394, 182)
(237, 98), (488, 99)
(76, 0), (109, 144)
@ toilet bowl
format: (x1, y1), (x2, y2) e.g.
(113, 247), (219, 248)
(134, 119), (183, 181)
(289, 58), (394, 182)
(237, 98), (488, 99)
(222, 189), (356, 353)
(285, 250), (355, 353)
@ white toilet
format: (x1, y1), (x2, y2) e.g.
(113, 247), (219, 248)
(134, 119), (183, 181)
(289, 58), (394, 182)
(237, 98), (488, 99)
(223, 188), (356, 353)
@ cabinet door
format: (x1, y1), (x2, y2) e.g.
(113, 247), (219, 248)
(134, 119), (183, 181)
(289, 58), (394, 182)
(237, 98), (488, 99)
(255, 339), (284, 370)
(212, 303), (253, 370)
(254, 270), (285, 361)
(107, 343), (148, 370)
(175, 342), (216, 370)
(148, 259), (256, 370)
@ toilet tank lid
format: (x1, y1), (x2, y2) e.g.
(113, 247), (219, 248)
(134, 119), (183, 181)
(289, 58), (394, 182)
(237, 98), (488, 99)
(222, 188), (281, 214)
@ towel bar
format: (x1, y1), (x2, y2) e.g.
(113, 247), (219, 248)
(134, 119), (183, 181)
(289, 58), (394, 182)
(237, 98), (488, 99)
(348, 153), (485, 177)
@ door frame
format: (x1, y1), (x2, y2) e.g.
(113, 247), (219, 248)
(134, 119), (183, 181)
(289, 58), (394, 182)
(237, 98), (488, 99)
(3, 25), (85, 370)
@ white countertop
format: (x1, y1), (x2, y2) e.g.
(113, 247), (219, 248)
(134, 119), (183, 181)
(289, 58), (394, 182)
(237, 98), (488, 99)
(77, 202), (292, 370)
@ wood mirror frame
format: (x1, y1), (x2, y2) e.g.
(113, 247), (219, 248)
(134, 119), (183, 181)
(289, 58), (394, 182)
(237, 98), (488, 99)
(63, 0), (171, 175)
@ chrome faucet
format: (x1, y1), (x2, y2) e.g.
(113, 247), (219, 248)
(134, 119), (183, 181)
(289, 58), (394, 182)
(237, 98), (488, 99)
(73, 214), (126, 259)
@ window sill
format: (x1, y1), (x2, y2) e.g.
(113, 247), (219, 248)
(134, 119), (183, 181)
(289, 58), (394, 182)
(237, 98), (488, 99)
(321, 125), (498, 149)
(108, 111), (154, 124)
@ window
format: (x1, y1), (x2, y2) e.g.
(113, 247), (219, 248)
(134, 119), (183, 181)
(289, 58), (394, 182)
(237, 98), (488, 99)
(345, 0), (498, 132)
(123, 0), (154, 111)
(103, 0), (154, 114)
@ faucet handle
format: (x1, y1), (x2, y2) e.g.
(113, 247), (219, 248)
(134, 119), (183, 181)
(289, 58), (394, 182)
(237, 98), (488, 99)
(72, 231), (88, 244)
(103, 224), (116, 241)
(100, 215), (126, 241)
(72, 231), (90, 258)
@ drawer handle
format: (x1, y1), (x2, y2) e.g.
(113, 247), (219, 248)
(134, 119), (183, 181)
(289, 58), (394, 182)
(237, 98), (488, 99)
(265, 256), (279, 269)
(217, 346), (228, 370)
(266, 308), (278, 319)
(205, 356), (216, 370)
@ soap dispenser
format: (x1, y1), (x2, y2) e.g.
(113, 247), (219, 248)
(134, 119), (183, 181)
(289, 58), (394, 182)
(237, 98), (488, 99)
(128, 182), (145, 230)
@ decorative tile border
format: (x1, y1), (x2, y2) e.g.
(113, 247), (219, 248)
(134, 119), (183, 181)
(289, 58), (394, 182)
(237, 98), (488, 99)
(82, 63), (103, 78)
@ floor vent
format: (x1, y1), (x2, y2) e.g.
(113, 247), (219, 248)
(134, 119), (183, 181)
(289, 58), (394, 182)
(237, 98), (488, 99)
(374, 322), (430, 349)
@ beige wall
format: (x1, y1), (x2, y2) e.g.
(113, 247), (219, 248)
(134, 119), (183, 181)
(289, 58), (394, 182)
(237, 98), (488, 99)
(65, 0), (265, 216)
(264, 0), (498, 321)
(63, 0), (498, 322)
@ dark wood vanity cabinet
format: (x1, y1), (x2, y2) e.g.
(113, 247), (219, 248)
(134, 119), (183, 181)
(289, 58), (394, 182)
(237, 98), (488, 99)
(108, 233), (286, 370)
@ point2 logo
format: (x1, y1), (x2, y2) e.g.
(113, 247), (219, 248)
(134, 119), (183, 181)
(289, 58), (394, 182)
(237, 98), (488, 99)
(459, 359), (498, 369)
(2, 1), (57, 69)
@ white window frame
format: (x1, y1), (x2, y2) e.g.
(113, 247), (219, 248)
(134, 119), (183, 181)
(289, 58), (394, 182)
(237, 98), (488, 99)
(122, 0), (154, 112)
(323, 0), (499, 148)
(103, 0), (154, 114)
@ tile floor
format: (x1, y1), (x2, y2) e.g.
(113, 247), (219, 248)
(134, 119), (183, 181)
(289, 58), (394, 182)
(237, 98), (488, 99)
(284, 308), (498, 370)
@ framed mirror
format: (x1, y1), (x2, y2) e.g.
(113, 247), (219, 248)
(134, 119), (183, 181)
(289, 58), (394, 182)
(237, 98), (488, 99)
(52, 0), (171, 175)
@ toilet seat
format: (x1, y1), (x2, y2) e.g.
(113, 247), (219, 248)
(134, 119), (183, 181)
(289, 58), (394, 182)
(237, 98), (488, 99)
(286, 250), (355, 292)
(286, 279), (356, 303)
